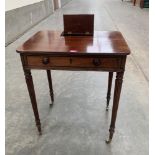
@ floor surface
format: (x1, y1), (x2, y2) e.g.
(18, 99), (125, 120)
(6, 0), (149, 155)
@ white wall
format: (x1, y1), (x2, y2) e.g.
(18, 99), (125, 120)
(6, 0), (44, 11)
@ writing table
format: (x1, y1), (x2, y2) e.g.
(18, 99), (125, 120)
(16, 30), (130, 143)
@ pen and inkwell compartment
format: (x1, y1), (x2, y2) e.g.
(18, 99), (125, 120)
(61, 14), (94, 36)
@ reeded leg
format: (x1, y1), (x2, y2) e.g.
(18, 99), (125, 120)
(106, 72), (124, 143)
(106, 72), (113, 111)
(24, 69), (42, 135)
(134, 0), (136, 5)
(46, 70), (54, 106)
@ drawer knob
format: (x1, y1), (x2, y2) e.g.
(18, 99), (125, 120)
(42, 57), (49, 65)
(92, 58), (101, 66)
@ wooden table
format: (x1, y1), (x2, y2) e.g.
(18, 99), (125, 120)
(16, 30), (130, 143)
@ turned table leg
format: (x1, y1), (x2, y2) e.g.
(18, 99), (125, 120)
(106, 72), (113, 111)
(46, 70), (54, 106)
(24, 69), (42, 135)
(106, 72), (124, 143)
(133, 0), (136, 5)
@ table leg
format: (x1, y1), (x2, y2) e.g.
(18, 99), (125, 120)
(106, 72), (124, 143)
(106, 72), (113, 111)
(133, 0), (136, 5)
(46, 70), (54, 106)
(24, 69), (42, 135)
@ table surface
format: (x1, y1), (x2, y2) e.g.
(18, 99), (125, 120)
(17, 30), (130, 56)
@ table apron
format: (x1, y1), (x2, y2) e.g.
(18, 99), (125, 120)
(21, 55), (127, 72)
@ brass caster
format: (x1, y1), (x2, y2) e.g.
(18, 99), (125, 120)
(39, 131), (42, 136)
(105, 138), (112, 144)
(49, 102), (54, 108)
(37, 124), (42, 135)
(106, 106), (109, 111)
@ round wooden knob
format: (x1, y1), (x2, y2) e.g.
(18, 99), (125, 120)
(92, 58), (101, 66)
(42, 57), (49, 65)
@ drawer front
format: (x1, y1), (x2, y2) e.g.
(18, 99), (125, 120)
(26, 56), (122, 70)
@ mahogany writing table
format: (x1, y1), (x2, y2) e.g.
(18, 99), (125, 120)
(16, 30), (130, 143)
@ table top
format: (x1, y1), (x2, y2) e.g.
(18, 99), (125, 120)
(16, 30), (130, 56)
